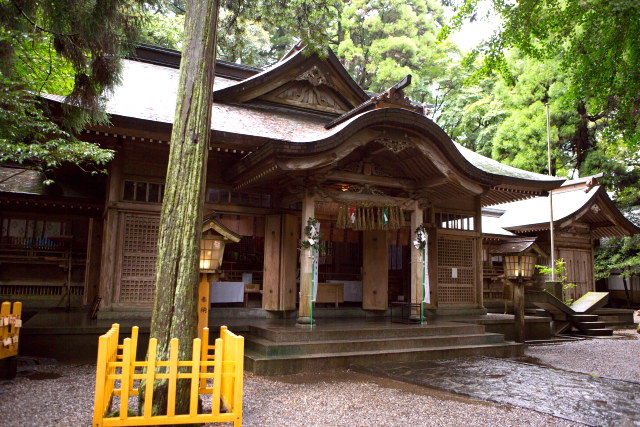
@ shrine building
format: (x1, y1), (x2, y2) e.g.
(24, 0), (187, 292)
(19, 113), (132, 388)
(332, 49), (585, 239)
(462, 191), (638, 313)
(2, 44), (634, 321)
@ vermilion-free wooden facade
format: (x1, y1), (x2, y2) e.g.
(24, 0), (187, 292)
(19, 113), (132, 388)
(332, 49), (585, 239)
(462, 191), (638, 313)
(6, 44), (615, 318)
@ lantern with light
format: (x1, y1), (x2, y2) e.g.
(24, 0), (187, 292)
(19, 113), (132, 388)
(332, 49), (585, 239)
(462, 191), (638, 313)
(197, 215), (241, 336)
(503, 253), (537, 281)
(490, 239), (546, 343)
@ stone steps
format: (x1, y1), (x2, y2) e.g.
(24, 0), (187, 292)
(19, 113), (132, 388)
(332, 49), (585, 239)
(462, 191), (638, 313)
(245, 342), (523, 376)
(569, 316), (613, 336)
(243, 322), (523, 375)
(247, 323), (486, 342)
(245, 332), (506, 356)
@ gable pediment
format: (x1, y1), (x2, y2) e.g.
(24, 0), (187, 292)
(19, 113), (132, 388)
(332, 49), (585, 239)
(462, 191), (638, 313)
(213, 47), (369, 112)
(259, 74), (352, 114)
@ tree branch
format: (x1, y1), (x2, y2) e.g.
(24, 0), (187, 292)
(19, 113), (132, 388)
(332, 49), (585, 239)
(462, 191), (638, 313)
(11, 0), (77, 37)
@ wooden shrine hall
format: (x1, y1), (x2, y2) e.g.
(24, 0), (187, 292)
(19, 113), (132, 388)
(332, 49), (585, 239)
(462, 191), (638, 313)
(1, 44), (573, 320)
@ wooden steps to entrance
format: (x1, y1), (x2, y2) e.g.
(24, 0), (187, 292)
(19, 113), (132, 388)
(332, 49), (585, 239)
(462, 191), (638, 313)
(243, 322), (523, 375)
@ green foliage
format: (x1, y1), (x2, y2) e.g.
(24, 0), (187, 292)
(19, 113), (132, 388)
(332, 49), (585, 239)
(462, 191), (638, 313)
(0, 78), (113, 174)
(595, 235), (640, 281)
(536, 259), (577, 306)
(141, 0), (337, 66)
(336, 0), (458, 102)
(0, 0), (148, 176)
(443, 0), (640, 172)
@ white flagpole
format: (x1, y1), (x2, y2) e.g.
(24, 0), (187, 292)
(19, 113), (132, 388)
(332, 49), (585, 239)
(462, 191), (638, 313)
(546, 103), (556, 280)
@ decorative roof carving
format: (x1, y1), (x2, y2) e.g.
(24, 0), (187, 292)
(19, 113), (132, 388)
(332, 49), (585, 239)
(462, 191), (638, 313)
(273, 82), (349, 113)
(374, 137), (410, 153)
(296, 65), (334, 88)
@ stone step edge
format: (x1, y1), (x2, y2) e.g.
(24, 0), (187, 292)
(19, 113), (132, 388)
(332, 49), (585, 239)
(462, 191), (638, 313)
(245, 342), (522, 362)
(248, 324), (487, 340)
(244, 332), (505, 347)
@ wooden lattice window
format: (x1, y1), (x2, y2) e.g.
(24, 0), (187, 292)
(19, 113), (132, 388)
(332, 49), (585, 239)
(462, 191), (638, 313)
(118, 213), (159, 302)
(437, 236), (476, 305)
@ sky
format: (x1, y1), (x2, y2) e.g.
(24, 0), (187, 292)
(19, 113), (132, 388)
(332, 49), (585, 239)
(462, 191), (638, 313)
(444, 2), (501, 52)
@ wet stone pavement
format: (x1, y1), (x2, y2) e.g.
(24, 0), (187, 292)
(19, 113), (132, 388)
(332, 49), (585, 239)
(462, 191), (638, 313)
(356, 356), (640, 426)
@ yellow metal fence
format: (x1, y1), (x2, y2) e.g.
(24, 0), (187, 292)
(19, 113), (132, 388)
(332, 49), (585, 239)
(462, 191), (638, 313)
(93, 324), (244, 427)
(0, 301), (21, 360)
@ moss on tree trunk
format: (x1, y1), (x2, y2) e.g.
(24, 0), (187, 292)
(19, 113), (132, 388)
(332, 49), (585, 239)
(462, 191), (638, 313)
(142, 0), (220, 420)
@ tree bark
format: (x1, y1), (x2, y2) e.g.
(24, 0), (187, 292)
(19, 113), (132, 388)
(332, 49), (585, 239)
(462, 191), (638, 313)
(144, 0), (219, 418)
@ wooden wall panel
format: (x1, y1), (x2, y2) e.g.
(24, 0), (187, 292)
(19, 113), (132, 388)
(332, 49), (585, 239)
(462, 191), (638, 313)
(362, 230), (388, 310)
(262, 214), (298, 311)
(262, 215), (281, 310)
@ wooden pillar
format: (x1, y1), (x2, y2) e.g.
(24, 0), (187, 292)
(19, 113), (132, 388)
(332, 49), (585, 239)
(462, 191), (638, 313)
(513, 279), (525, 343)
(410, 201), (423, 317)
(363, 230), (388, 310)
(297, 190), (315, 323)
(475, 196), (484, 308)
(98, 149), (123, 310)
(83, 217), (103, 306)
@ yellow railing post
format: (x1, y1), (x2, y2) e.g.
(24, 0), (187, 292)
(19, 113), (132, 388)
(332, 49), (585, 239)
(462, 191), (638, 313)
(120, 337), (132, 421)
(189, 338), (201, 416)
(167, 338), (179, 418)
(93, 334), (108, 427)
(211, 337), (223, 415)
(233, 333), (244, 427)
(143, 338), (157, 419)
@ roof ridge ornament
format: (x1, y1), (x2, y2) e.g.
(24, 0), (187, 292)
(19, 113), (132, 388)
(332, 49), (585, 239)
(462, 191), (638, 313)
(371, 75), (426, 115)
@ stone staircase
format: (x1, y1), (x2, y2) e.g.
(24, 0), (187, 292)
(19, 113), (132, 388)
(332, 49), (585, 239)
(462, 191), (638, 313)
(243, 321), (523, 375)
(528, 291), (614, 336)
(569, 314), (613, 336)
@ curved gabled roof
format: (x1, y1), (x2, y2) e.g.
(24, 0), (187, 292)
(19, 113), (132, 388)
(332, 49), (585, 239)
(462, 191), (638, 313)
(224, 107), (564, 206)
(213, 45), (369, 109)
(493, 185), (639, 238)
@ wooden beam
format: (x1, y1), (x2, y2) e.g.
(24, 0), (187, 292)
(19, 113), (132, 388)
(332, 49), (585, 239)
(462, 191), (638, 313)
(326, 170), (416, 189)
(318, 189), (411, 206)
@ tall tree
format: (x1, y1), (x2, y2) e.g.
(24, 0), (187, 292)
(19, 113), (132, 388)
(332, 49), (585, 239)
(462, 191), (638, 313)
(443, 0), (640, 164)
(145, 0), (336, 414)
(337, 0), (458, 102)
(0, 0), (150, 175)
(146, 0), (219, 414)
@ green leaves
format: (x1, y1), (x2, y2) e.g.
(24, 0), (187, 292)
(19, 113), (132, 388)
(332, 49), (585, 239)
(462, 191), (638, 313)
(0, 78), (114, 173)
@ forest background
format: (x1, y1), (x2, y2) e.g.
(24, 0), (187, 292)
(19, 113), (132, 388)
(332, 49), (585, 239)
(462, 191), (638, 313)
(1, 0), (639, 278)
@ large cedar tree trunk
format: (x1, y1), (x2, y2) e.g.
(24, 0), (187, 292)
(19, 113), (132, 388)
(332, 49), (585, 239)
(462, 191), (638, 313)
(145, 0), (219, 417)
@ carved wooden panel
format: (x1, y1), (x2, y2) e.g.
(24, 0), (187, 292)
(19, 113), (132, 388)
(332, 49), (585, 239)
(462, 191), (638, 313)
(261, 81), (350, 114)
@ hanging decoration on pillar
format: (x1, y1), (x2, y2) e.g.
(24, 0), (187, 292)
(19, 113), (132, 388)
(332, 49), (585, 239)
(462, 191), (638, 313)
(301, 217), (322, 327)
(337, 204), (402, 230)
(413, 224), (429, 324)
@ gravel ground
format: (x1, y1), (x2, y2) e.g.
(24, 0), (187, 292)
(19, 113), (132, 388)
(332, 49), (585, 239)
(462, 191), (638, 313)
(525, 328), (640, 383)
(0, 326), (637, 427)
